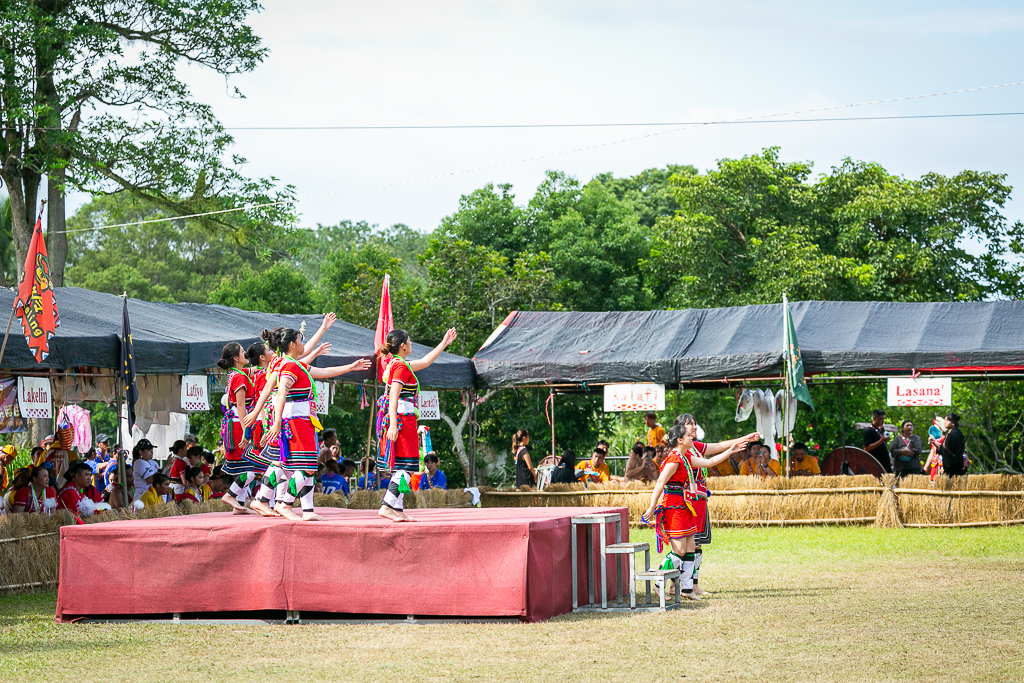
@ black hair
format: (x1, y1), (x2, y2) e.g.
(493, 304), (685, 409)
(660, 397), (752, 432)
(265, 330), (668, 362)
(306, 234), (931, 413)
(184, 433), (198, 444)
(900, 419), (914, 429)
(186, 446), (204, 459)
(262, 327), (302, 354)
(631, 443), (644, 457)
(341, 458), (357, 475)
(424, 453), (440, 465)
(380, 329), (410, 356)
(152, 472), (170, 486)
(66, 461), (91, 478)
(873, 408), (886, 418)
(673, 413), (696, 427)
(246, 341), (268, 366)
(218, 473), (234, 487)
(184, 466), (203, 483)
(793, 442), (808, 452)
(30, 465), (49, 481)
(667, 424), (690, 446)
(643, 446), (656, 456)
(558, 449), (576, 468)
(512, 429), (530, 452)
(645, 411), (657, 419)
(322, 428), (337, 441)
(217, 342), (243, 370)
(945, 413), (960, 426)
(202, 451), (215, 465)
(170, 440), (187, 455)
(31, 446), (44, 459)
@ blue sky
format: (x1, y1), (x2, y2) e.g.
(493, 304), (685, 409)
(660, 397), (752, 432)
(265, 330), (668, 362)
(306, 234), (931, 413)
(99, 2), (1024, 241)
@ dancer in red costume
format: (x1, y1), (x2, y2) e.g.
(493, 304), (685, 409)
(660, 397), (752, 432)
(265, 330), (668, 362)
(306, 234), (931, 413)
(218, 343), (257, 512)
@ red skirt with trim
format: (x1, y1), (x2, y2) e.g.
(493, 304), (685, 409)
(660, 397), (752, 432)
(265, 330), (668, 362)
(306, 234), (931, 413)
(659, 493), (706, 539)
(266, 416), (319, 472)
(225, 420), (246, 461)
(377, 414), (419, 473)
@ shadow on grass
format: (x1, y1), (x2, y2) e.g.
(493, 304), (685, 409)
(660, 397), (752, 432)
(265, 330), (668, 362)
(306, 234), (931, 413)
(713, 586), (850, 599)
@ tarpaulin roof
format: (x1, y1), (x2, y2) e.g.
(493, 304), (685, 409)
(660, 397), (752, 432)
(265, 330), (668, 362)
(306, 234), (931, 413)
(472, 301), (1024, 387)
(0, 287), (475, 389)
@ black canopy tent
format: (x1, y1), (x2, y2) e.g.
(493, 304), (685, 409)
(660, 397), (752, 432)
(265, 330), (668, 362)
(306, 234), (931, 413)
(472, 300), (1024, 387)
(0, 287), (475, 388)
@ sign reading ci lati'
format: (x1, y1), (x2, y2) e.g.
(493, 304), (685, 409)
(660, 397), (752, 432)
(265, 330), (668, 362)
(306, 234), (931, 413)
(181, 375), (210, 412)
(419, 391), (440, 420)
(886, 377), (952, 407)
(603, 383), (665, 412)
(17, 377), (52, 419)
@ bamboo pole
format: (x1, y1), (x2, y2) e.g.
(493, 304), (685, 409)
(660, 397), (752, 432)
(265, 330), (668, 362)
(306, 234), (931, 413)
(0, 532), (59, 544)
(482, 487), (886, 497)
(626, 517), (878, 528)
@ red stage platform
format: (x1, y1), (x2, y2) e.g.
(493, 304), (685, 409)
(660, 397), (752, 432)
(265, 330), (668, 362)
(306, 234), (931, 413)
(56, 506), (628, 623)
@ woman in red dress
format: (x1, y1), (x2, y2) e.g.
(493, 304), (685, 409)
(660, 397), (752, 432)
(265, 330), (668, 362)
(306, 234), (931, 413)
(376, 327), (457, 522)
(259, 326), (370, 521)
(643, 424), (750, 599)
(218, 342), (257, 512)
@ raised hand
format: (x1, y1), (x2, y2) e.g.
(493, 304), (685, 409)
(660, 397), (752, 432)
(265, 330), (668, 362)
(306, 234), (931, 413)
(348, 358), (372, 372)
(322, 312), (337, 330)
(441, 328), (458, 348)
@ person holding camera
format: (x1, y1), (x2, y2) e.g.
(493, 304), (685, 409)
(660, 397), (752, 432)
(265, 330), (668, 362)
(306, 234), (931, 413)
(863, 409), (893, 473)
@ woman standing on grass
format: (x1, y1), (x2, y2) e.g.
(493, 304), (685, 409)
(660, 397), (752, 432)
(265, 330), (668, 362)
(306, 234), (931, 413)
(512, 429), (535, 487)
(643, 424), (750, 600)
(376, 327), (457, 522)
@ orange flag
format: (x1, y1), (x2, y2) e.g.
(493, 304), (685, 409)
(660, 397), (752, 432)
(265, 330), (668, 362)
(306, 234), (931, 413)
(374, 274), (393, 382)
(13, 216), (60, 363)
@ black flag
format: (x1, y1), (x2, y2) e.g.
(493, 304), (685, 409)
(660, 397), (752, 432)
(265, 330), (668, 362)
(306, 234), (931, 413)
(119, 296), (139, 431)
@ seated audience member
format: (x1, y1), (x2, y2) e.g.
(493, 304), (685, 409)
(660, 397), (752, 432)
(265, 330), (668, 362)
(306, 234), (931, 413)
(12, 466), (57, 514)
(358, 457), (380, 489)
(171, 446), (205, 495)
(320, 459), (347, 495)
(184, 433), (199, 451)
(551, 450), (584, 484)
(418, 453), (447, 490)
(105, 466), (132, 509)
(57, 462), (102, 516)
(890, 419), (924, 479)
(29, 446), (45, 468)
(3, 467), (32, 513)
(654, 445), (668, 470)
(645, 412), (666, 448)
(790, 443), (821, 476)
(201, 451), (216, 474)
(575, 449), (611, 483)
(131, 439), (159, 498)
(166, 440), (188, 475)
(710, 442), (748, 476)
(175, 467), (208, 504)
(740, 444), (780, 477)
(340, 459), (357, 492)
(140, 473), (172, 507)
(0, 444), (18, 491)
(624, 443), (659, 482)
(210, 473), (233, 499)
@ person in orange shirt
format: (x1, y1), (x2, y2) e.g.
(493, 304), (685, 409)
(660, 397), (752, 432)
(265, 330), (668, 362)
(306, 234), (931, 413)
(575, 450), (611, 483)
(645, 413), (666, 448)
(739, 443), (780, 477)
(790, 443), (821, 476)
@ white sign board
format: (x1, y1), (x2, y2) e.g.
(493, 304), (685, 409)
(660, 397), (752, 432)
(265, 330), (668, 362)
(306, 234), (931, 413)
(314, 381), (331, 415)
(887, 377), (952, 407)
(603, 383), (665, 412)
(181, 375), (210, 412)
(17, 377), (52, 419)
(419, 391), (440, 420)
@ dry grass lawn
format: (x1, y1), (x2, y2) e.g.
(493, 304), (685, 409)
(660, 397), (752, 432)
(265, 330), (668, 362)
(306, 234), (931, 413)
(2, 526), (1022, 683)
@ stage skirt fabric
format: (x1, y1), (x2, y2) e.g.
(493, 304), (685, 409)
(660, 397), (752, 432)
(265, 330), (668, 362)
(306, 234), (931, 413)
(265, 416), (319, 472)
(377, 413), (419, 472)
(659, 493), (706, 539)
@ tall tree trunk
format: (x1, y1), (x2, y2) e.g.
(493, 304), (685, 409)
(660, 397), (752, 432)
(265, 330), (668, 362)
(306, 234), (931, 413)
(439, 388), (499, 484)
(3, 172), (41, 280)
(47, 170), (67, 286)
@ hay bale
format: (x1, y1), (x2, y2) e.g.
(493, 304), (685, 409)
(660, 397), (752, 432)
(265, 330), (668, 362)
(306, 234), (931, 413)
(348, 490), (384, 510)
(313, 493), (348, 508)
(874, 474), (903, 528)
(0, 512), (73, 593)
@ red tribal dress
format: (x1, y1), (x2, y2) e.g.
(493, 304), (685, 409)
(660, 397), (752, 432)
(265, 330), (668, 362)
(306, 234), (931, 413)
(653, 443), (708, 551)
(376, 358), (420, 473)
(264, 357), (319, 473)
(244, 362), (276, 472)
(222, 369), (256, 477)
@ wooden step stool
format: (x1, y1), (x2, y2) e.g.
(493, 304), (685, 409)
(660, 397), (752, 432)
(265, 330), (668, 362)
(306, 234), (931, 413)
(635, 569), (682, 610)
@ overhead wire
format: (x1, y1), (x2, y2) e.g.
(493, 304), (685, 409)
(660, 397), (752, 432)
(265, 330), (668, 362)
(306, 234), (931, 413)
(64, 78), (1024, 234)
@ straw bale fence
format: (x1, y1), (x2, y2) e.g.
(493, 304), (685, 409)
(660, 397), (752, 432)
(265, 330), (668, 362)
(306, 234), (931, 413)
(0, 489), (473, 596)
(479, 474), (1024, 529)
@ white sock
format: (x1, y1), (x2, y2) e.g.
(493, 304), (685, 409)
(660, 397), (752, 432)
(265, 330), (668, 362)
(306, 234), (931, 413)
(680, 552), (695, 593)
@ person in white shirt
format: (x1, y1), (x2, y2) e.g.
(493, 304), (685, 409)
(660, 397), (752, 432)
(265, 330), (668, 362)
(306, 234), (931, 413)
(131, 439), (159, 500)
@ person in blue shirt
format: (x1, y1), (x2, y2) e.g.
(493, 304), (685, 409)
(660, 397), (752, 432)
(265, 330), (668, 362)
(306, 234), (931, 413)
(358, 457), (380, 490)
(417, 453), (447, 490)
(319, 459), (348, 496)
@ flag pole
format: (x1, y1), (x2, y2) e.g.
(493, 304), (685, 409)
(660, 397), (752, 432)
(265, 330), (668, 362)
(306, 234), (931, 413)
(783, 294), (791, 478)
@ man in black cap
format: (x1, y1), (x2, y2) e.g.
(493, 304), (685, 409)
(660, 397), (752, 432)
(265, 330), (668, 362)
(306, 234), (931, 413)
(131, 438), (158, 499)
(863, 409), (892, 473)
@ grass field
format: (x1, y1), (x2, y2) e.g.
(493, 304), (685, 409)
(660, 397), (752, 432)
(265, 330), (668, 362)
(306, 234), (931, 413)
(2, 526), (1022, 682)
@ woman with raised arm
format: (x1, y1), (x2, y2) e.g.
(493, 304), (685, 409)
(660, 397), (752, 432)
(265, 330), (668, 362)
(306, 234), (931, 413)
(376, 328), (457, 522)
(217, 343), (257, 513)
(258, 327), (370, 521)
(643, 424), (752, 600)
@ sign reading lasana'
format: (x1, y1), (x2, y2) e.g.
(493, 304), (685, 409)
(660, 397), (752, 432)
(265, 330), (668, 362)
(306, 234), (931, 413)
(887, 377), (952, 407)
(181, 375), (210, 412)
(603, 383), (665, 412)
(418, 391), (440, 420)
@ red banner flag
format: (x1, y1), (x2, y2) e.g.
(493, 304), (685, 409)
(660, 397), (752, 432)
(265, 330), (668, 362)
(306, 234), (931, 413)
(374, 274), (393, 382)
(13, 217), (60, 363)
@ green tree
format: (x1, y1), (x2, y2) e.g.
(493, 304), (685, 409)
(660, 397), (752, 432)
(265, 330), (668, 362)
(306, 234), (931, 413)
(210, 263), (315, 314)
(0, 196), (18, 286)
(0, 0), (295, 286)
(593, 164), (697, 227)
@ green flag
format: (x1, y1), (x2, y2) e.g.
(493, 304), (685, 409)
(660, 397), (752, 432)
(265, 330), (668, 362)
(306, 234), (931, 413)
(783, 295), (814, 410)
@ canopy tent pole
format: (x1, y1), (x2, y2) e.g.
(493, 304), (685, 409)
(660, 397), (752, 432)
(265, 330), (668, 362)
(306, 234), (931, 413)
(468, 390), (477, 487)
(838, 381), (848, 472)
(365, 358), (378, 490)
(116, 378), (128, 505)
(549, 389), (556, 463)
(782, 296), (790, 478)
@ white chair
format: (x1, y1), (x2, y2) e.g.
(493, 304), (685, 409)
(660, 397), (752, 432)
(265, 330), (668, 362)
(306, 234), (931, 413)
(535, 465), (555, 491)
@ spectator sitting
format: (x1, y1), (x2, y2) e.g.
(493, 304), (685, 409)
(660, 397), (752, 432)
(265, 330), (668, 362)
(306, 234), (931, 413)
(890, 420), (924, 479)
(170, 446), (204, 496)
(645, 412), (666, 448)
(29, 446), (45, 468)
(4, 467), (33, 513)
(12, 466), (57, 514)
(789, 443), (821, 476)
(140, 473), (172, 508)
(358, 457), (380, 489)
(320, 459), (348, 495)
(131, 439), (159, 499)
(174, 467), (207, 504)
(166, 440), (188, 475)
(201, 450), (216, 475)
(57, 462), (103, 516)
(321, 429), (338, 459)
(105, 466), (133, 509)
(551, 450), (585, 485)
(184, 433), (199, 452)
(863, 409), (893, 473)
(340, 459), (357, 493)
(209, 473), (232, 499)
(93, 433), (114, 488)
(0, 444), (18, 491)
(740, 444), (780, 477)
(624, 443), (659, 482)
(653, 445), (668, 470)
(710, 442), (747, 476)
(575, 449), (610, 483)
(417, 453), (447, 490)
